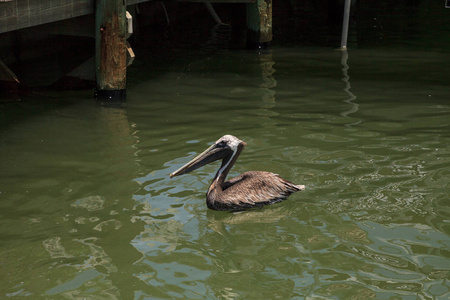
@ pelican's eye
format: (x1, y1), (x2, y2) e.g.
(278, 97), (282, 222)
(217, 140), (227, 148)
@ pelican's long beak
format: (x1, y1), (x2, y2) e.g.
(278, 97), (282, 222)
(170, 143), (228, 178)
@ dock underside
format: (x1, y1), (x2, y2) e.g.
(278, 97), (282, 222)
(0, 0), (271, 99)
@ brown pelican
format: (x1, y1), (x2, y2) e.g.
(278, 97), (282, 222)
(170, 135), (305, 211)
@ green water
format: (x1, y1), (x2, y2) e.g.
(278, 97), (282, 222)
(1, 46), (449, 299)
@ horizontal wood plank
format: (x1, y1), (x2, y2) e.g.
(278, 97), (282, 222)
(178, 0), (256, 3)
(0, 0), (255, 34)
(0, 0), (93, 33)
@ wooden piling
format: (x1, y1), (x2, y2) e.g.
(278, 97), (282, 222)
(95, 0), (127, 101)
(246, 0), (272, 48)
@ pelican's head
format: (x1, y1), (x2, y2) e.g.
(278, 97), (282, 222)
(169, 135), (246, 178)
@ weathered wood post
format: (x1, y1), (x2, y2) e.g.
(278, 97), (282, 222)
(246, 0), (272, 48)
(95, 0), (127, 101)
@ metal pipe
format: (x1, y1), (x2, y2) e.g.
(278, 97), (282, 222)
(161, 2), (170, 26)
(340, 0), (352, 50)
(205, 3), (224, 25)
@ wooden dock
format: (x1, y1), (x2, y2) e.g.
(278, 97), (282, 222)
(0, 0), (272, 101)
(0, 0), (270, 34)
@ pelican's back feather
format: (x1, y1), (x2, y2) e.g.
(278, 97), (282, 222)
(207, 171), (305, 210)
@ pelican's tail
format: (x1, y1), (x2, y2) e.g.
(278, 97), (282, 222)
(295, 184), (306, 191)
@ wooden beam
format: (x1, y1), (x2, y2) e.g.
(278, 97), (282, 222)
(95, 0), (127, 101)
(0, 0), (93, 34)
(179, 0), (256, 3)
(35, 15), (95, 38)
(0, 58), (19, 83)
(0, 58), (21, 94)
(0, 0), (150, 34)
(0, 0), (257, 34)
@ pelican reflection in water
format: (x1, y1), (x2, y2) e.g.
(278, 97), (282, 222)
(170, 135), (305, 211)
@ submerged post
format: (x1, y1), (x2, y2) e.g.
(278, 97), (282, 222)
(340, 0), (352, 50)
(95, 0), (127, 101)
(246, 0), (272, 48)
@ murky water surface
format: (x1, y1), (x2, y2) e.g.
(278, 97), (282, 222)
(1, 45), (449, 299)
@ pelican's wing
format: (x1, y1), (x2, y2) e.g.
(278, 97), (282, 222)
(221, 171), (304, 208)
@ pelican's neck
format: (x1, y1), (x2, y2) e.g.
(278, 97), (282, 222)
(212, 143), (243, 188)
